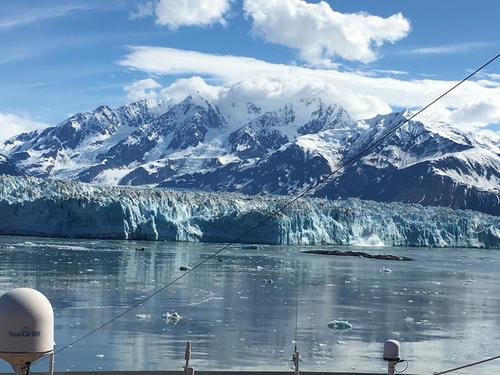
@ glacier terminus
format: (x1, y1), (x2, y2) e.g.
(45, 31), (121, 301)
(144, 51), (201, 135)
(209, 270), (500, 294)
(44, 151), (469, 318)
(0, 175), (498, 248)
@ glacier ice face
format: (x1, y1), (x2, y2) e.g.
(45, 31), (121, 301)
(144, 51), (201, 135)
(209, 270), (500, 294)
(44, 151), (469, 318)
(0, 175), (498, 249)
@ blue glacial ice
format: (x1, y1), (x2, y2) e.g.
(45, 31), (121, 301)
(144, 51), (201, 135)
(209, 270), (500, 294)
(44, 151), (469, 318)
(0, 175), (498, 248)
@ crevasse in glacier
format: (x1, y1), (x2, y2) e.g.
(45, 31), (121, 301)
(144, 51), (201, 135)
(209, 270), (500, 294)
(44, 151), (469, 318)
(0, 175), (498, 248)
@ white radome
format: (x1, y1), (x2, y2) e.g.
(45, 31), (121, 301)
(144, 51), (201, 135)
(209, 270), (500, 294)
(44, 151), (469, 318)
(0, 288), (54, 358)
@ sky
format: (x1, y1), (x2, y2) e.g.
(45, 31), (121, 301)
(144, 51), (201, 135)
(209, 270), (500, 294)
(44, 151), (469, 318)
(0, 0), (499, 141)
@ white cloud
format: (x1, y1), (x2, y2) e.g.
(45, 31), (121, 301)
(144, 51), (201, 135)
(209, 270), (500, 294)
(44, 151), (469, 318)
(124, 78), (161, 101)
(242, 0), (410, 66)
(401, 42), (492, 55)
(475, 79), (500, 88)
(119, 46), (500, 129)
(416, 100), (500, 131)
(450, 100), (500, 126)
(129, 1), (154, 20)
(160, 76), (225, 103)
(0, 113), (48, 143)
(485, 73), (500, 80)
(131, 0), (232, 29)
(0, 4), (90, 29)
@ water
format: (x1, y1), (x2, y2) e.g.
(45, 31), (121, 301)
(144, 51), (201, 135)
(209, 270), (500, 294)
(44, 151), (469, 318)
(0, 236), (499, 374)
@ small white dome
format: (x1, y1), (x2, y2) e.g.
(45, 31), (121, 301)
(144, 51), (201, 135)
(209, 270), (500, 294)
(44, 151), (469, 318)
(383, 339), (400, 361)
(0, 288), (54, 354)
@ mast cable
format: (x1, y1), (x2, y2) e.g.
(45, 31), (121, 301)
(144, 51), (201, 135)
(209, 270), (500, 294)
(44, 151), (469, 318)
(37, 52), (500, 361)
(294, 287), (299, 349)
(433, 354), (500, 374)
(293, 282), (299, 372)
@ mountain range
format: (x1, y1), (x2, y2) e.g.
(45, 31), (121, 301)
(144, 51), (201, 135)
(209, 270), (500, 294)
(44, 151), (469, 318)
(1, 95), (499, 215)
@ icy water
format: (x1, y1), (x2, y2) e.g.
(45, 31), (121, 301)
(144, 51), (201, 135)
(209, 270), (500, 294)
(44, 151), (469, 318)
(0, 236), (500, 374)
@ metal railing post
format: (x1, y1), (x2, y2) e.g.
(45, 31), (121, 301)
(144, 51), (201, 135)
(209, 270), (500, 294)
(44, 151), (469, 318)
(48, 351), (54, 375)
(387, 360), (396, 375)
(293, 349), (299, 375)
(184, 341), (194, 375)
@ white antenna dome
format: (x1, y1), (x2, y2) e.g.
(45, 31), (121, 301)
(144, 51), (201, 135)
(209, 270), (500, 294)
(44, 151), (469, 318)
(0, 288), (54, 374)
(383, 339), (400, 361)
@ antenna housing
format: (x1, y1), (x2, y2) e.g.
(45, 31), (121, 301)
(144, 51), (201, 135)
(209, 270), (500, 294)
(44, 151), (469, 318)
(0, 288), (54, 375)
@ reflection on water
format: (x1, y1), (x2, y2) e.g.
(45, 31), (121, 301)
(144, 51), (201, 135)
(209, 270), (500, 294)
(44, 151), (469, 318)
(0, 236), (500, 374)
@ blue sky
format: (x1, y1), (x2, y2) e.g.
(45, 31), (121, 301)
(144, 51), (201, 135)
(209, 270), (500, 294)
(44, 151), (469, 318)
(0, 0), (499, 139)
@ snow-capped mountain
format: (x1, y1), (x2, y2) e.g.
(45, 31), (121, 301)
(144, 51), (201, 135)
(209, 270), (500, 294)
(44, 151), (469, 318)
(0, 154), (23, 176)
(2, 95), (499, 215)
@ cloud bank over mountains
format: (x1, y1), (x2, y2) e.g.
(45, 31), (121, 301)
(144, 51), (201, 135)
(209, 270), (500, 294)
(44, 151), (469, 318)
(0, 113), (48, 143)
(2, 1), (498, 138)
(120, 47), (500, 130)
(121, 0), (499, 131)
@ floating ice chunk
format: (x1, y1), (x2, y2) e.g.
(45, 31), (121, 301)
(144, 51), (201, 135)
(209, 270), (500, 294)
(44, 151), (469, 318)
(162, 312), (182, 323)
(328, 320), (352, 330)
(96, 354), (104, 359)
(415, 319), (430, 325)
(135, 314), (151, 320)
(463, 279), (476, 286)
(256, 266), (264, 271)
(379, 268), (392, 273)
(404, 316), (414, 323)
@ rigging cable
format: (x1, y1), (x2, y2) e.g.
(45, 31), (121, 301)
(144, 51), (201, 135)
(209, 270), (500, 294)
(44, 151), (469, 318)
(40, 52), (500, 360)
(295, 284), (299, 351)
(293, 275), (299, 365)
(433, 354), (500, 375)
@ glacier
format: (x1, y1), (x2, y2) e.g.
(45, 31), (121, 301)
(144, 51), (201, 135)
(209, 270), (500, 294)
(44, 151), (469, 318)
(0, 175), (498, 248)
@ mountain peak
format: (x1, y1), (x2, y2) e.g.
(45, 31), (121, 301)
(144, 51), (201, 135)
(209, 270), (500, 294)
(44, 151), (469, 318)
(180, 94), (212, 109)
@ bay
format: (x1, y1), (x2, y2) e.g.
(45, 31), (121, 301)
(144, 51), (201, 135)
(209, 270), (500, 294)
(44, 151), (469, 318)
(0, 235), (499, 374)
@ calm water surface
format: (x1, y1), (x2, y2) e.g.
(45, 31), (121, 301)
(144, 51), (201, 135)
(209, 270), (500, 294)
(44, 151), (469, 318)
(0, 236), (499, 374)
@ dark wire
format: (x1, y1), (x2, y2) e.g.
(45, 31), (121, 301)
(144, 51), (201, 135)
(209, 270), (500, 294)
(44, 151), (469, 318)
(38, 52), (500, 361)
(396, 359), (409, 373)
(292, 278), (299, 366)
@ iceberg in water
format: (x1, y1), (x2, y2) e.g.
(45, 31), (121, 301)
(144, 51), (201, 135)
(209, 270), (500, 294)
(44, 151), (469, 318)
(0, 175), (498, 248)
(162, 312), (182, 323)
(328, 320), (352, 330)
